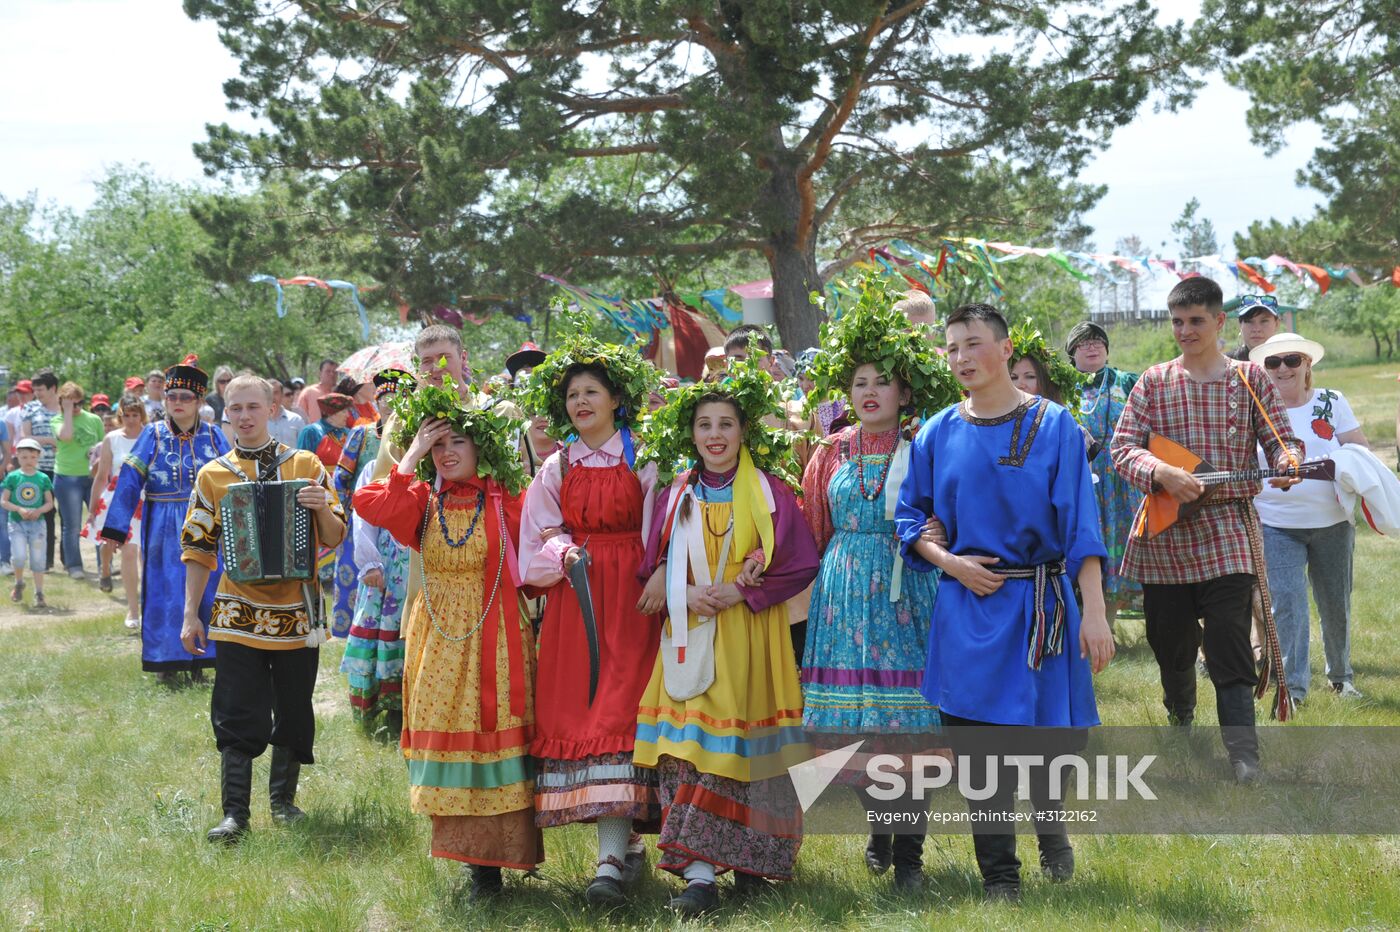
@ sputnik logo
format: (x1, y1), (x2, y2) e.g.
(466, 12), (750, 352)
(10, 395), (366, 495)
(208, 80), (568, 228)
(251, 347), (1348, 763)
(787, 740), (864, 812)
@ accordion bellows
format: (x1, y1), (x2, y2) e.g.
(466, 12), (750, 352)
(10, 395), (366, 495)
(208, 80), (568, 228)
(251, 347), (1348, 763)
(220, 480), (315, 583)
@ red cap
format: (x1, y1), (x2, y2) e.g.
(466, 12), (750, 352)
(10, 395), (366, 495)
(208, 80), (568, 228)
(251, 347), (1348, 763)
(124, 376), (144, 391)
(15, 379), (32, 393)
(90, 393), (111, 409)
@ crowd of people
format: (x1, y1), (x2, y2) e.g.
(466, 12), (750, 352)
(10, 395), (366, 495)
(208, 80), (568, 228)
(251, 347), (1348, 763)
(13, 275), (1400, 915)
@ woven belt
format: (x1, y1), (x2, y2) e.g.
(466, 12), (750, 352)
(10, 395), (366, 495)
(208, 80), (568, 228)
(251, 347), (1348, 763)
(992, 560), (1068, 670)
(147, 492), (192, 503)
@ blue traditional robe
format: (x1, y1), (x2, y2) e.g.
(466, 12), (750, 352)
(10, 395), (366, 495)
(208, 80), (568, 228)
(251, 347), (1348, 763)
(101, 419), (230, 672)
(330, 425), (379, 637)
(895, 397), (1105, 727)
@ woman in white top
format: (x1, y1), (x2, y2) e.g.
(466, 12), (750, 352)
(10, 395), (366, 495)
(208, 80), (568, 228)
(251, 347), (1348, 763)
(1250, 333), (1369, 703)
(85, 393), (147, 629)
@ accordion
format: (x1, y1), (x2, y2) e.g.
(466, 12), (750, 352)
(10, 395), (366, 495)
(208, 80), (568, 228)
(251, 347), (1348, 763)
(219, 480), (315, 583)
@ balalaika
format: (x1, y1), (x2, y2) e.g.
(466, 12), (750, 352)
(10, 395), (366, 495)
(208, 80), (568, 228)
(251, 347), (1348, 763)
(216, 450), (315, 583)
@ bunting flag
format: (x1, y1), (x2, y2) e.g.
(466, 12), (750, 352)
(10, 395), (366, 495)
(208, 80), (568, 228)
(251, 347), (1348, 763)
(248, 273), (372, 340)
(1236, 261), (1277, 294)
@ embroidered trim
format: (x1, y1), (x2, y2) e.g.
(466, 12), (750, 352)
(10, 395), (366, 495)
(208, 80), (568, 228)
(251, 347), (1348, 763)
(957, 396), (1036, 427)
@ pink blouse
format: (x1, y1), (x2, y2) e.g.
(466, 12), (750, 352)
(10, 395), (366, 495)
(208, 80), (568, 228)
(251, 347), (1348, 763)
(517, 429), (659, 589)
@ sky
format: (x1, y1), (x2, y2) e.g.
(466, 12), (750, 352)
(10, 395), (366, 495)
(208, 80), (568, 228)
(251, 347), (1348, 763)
(0, 0), (1325, 295)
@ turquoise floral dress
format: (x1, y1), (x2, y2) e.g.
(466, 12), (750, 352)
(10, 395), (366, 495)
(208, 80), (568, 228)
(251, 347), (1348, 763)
(801, 426), (941, 743)
(1079, 366), (1141, 608)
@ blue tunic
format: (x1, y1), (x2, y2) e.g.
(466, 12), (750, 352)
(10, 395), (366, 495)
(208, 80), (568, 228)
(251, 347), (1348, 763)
(895, 398), (1106, 727)
(101, 420), (230, 672)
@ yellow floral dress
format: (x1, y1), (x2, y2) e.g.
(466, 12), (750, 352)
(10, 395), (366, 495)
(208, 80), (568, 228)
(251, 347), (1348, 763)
(355, 470), (541, 868)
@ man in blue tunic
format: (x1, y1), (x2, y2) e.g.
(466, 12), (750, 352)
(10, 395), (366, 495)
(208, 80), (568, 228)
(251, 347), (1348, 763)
(895, 303), (1115, 902)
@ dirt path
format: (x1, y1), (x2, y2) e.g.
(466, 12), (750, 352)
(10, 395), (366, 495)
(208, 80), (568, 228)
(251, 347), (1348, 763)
(0, 551), (134, 631)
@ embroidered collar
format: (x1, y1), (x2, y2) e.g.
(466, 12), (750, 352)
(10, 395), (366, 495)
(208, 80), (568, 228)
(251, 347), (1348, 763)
(958, 396), (1039, 427)
(165, 417), (200, 440)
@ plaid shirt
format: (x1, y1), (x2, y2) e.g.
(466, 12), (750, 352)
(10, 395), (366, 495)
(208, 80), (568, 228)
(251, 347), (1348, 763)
(1111, 358), (1301, 584)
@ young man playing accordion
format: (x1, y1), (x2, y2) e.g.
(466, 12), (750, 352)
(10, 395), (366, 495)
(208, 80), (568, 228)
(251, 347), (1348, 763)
(179, 374), (347, 844)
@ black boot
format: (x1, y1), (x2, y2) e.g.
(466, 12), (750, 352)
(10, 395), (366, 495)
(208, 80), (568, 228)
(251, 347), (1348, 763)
(865, 834), (893, 875)
(469, 865), (503, 900)
(1216, 685), (1260, 784)
(207, 749), (252, 844)
(384, 709), (403, 742)
(1035, 830), (1074, 882)
(1161, 664), (1197, 726)
(892, 833), (926, 893)
(971, 831), (1021, 898)
(269, 746), (307, 823)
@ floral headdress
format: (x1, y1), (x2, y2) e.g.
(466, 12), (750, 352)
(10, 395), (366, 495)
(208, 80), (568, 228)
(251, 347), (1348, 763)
(639, 355), (801, 491)
(518, 308), (659, 441)
(806, 273), (961, 420)
(1009, 322), (1089, 417)
(389, 368), (529, 494)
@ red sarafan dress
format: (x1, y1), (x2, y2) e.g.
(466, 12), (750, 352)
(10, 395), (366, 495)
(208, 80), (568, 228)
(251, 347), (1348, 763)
(519, 431), (662, 828)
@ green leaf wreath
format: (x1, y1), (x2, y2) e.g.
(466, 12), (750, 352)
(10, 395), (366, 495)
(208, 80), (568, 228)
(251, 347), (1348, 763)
(639, 355), (802, 491)
(518, 307), (659, 440)
(1009, 321), (1090, 418)
(806, 273), (962, 418)
(389, 369), (530, 494)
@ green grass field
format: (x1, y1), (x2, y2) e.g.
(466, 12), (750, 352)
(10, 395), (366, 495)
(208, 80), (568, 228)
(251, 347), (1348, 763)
(3, 362), (1400, 929)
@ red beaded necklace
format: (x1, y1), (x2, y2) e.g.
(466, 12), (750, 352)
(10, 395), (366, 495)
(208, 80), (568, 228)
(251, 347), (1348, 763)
(854, 426), (897, 501)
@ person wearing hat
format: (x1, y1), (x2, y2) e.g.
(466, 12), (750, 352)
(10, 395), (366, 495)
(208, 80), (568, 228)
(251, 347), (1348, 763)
(1066, 321), (1142, 630)
(3, 437), (56, 608)
(296, 392), (356, 470)
(1226, 294), (1281, 361)
(1249, 332), (1370, 704)
(506, 342), (547, 384)
(52, 382), (106, 579)
(101, 355), (232, 685)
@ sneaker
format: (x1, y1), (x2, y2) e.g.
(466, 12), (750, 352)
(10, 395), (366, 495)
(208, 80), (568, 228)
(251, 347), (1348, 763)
(124, 615), (140, 630)
(67, 567), (85, 580)
(1332, 682), (1364, 699)
(0, 562), (12, 576)
(9, 581), (22, 603)
(99, 575), (113, 593)
(33, 591), (47, 609)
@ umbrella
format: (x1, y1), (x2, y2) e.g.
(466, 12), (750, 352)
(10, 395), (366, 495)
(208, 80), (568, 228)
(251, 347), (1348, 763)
(338, 341), (415, 383)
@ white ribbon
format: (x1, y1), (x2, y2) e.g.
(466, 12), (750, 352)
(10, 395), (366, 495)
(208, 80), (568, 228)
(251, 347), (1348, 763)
(663, 472), (776, 648)
(884, 438), (911, 603)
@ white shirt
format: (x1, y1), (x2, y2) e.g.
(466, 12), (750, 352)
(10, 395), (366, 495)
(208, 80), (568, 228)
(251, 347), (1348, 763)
(1255, 387), (1359, 529)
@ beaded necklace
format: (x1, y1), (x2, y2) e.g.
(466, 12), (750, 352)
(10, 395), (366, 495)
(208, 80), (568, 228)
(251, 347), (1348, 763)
(854, 426), (897, 501)
(698, 467), (736, 492)
(436, 488), (485, 547)
(418, 495), (506, 643)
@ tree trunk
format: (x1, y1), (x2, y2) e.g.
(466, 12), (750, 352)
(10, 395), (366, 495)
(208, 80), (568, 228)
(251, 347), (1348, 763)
(1385, 331), (1394, 360)
(759, 161), (822, 350)
(1371, 327), (1381, 359)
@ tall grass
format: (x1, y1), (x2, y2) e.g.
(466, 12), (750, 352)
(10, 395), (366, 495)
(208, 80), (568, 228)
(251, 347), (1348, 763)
(4, 368), (1400, 928)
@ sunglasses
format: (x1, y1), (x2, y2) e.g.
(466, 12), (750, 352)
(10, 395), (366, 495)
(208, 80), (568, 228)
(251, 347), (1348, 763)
(1263, 354), (1306, 370)
(165, 391), (199, 403)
